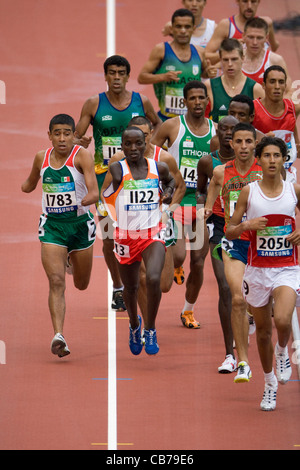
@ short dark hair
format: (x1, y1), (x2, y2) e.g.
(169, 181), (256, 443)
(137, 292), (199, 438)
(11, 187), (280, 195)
(183, 80), (207, 99)
(49, 114), (75, 132)
(128, 115), (153, 129)
(229, 94), (255, 115)
(219, 38), (244, 58)
(263, 65), (287, 83)
(244, 17), (269, 35)
(172, 8), (195, 25)
(122, 126), (145, 141)
(256, 136), (288, 159)
(232, 122), (256, 140)
(104, 55), (131, 75)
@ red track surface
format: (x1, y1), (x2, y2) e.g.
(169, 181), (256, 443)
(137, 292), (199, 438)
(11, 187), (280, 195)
(0, 0), (299, 451)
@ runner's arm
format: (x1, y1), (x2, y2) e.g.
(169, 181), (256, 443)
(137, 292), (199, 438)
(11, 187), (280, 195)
(21, 151), (44, 193)
(77, 149), (99, 206)
(225, 186), (267, 239)
(204, 164), (224, 218)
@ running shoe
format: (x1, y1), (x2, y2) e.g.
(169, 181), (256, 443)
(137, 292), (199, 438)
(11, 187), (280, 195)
(129, 315), (143, 355)
(51, 333), (70, 358)
(234, 361), (252, 383)
(143, 328), (159, 355)
(111, 289), (126, 311)
(180, 311), (200, 329)
(174, 266), (185, 285)
(275, 344), (292, 384)
(247, 311), (256, 335)
(218, 354), (237, 373)
(260, 379), (278, 411)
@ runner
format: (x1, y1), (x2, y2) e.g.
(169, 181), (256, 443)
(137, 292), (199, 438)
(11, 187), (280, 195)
(205, 0), (279, 66)
(138, 8), (216, 122)
(253, 65), (300, 183)
(75, 55), (161, 311)
(103, 127), (175, 355)
(152, 80), (214, 329)
(21, 114), (99, 358)
(226, 136), (300, 410)
(204, 122), (263, 382)
(197, 115), (238, 372)
(101, 116), (185, 325)
(242, 18), (291, 90)
(205, 38), (264, 122)
(162, 0), (216, 49)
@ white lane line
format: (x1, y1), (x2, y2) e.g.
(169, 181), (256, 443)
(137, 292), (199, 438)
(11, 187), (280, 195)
(107, 271), (117, 450)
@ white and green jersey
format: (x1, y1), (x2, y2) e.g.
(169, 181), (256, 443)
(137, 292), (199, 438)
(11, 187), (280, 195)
(40, 145), (90, 219)
(168, 115), (216, 206)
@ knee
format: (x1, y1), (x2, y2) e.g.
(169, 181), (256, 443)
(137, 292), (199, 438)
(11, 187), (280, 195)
(146, 272), (161, 290)
(125, 282), (139, 297)
(256, 326), (272, 346)
(190, 255), (205, 273)
(231, 293), (246, 311)
(219, 283), (231, 302)
(74, 277), (90, 291)
(48, 273), (65, 292)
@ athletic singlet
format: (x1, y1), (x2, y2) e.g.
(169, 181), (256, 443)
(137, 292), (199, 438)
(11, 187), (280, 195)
(103, 158), (161, 235)
(222, 158), (262, 240)
(242, 49), (271, 85)
(211, 150), (225, 217)
(253, 98), (297, 169)
(153, 42), (202, 120)
(209, 76), (256, 122)
(246, 180), (298, 267)
(41, 145), (89, 219)
(168, 115), (216, 206)
(228, 15), (270, 49)
(190, 19), (216, 48)
(228, 15), (243, 39)
(153, 145), (163, 162)
(92, 91), (145, 175)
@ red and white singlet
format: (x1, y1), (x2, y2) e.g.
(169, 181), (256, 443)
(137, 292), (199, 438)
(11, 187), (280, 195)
(253, 98), (297, 169)
(247, 180), (298, 267)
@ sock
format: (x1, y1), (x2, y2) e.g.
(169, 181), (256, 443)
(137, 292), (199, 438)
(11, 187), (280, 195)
(113, 286), (124, 292)
(182, 300), (194, 313)
(276, 342), (287, 355)
(264, 369), (277, 385)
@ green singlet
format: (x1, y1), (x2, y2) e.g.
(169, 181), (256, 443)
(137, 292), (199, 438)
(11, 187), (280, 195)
(153, 42), (202, 121)
(168, 115), (216, 206)
(209, 76), (256, 122)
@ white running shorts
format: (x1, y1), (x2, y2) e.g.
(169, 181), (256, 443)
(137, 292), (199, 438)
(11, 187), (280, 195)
(243, 264), (300, 308)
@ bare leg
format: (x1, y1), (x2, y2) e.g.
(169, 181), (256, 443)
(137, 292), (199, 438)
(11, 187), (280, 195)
(41, 243), (67, 334)
(223, 252), (249, 363)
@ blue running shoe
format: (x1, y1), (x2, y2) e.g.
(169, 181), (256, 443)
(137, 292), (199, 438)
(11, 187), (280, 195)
(143, 328), (159, 355)
(129, 315), (143, 355)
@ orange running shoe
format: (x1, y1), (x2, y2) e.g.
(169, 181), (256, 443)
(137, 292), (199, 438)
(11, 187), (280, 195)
(174, 266), (185, 285)
(180, 311), (200, 329)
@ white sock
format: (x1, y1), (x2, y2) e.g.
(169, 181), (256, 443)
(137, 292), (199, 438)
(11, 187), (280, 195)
(276, 342), (288, 355)
(182, 300), (194, 313)
(264, 369), (277, 385)
(113, 286), (124, 292)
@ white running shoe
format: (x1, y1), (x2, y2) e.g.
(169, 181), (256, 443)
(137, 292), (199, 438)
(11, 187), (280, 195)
(260, 379), (278, 411)
(218, 354), (237, 373)
(51, 333), (70, 358)
(275, 344), (292, 384)
(234, 361), (252, 383)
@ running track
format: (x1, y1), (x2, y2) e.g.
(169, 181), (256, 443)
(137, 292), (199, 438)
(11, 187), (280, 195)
(0, 0), (299, 451)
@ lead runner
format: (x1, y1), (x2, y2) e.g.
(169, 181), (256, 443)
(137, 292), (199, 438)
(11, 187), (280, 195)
(103, 126), (175, 355)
